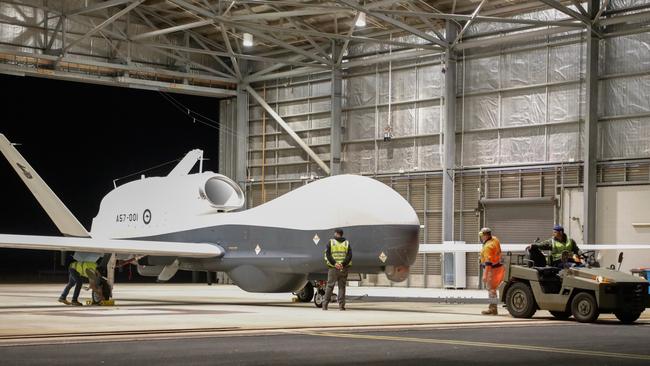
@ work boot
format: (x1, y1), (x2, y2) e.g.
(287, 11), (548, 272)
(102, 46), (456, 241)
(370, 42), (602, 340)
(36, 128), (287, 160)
(58, 298), (70, 305)
(70, 300), (83, 306)
(339, 307), (346, 311)
(322, 303), (328, 311)
(481, 304), (498, 315)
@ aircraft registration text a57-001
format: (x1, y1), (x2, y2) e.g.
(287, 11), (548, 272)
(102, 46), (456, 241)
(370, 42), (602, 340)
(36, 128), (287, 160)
(115, 209), (151, 224)
(116, 213), (139, 223)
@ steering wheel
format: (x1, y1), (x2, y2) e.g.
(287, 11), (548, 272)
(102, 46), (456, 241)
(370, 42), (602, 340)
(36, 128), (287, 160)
(579, 250), (598, 267)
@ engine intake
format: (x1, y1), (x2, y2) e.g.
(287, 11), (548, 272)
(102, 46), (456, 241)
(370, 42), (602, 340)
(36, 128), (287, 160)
(199, 175), (245, 211)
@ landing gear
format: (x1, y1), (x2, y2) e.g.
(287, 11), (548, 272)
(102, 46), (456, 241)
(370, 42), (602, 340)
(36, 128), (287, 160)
(86, 268), (113, 306)
(314, 288), (326, 308)
(295, 282), (315, 303)
(294, 281), (337, 308)
(312, 280), (337, 308)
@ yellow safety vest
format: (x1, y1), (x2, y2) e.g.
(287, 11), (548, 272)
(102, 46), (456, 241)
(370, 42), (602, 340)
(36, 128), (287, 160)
(70, 261), (98, 278)
(324, 239), (351, 268)
(551, 237), (574, 262)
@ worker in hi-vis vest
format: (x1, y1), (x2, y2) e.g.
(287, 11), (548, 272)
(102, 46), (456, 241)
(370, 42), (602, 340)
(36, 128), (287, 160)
(58, 258), (98, 306)
(530, 224), (580, 268)
(322, 228), (352, 311)
(479, 227), (505, 315)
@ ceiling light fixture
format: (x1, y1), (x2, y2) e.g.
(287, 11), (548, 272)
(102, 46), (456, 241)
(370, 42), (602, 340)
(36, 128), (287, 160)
(243, 32), (253, 47)
(356, 12), (366, 27)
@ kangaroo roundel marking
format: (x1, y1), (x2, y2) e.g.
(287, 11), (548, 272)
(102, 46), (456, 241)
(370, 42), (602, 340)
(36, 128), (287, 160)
(143, 209), (152, 225)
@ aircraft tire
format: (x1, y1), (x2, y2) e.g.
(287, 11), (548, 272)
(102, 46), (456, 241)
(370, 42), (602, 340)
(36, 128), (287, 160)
(296, 282), (314, 303)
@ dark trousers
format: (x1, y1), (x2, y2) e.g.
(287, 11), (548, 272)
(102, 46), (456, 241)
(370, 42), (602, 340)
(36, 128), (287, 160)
(60, 268), (82, 301)
(324, 267), (348, 308)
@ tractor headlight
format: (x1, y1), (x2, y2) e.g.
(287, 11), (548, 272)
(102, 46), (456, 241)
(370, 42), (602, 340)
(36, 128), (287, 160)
(596, 275), (614, 284)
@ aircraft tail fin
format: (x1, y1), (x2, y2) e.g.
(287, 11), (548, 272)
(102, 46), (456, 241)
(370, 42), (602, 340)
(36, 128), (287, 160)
(0, 134), (89, 237)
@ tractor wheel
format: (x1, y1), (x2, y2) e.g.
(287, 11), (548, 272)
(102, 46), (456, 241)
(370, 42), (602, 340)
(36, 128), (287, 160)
(549, 311), (571, 320)
(571, 292), (599, 323)
(614, 311), (641, 324)
(505, 282), (537, 318)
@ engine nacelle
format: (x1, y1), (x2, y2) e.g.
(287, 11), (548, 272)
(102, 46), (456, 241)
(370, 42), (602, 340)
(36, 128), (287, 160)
(385, 265), (410, 282)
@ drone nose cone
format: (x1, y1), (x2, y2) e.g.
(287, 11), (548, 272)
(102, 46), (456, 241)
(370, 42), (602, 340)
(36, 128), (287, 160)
(327, 175), (420, 227)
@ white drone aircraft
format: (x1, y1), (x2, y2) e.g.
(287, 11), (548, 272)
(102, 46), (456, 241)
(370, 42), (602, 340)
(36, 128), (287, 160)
(0, 133), (647, 299)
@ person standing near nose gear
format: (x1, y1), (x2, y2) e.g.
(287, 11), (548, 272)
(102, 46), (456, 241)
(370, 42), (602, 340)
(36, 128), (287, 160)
(479, 227), (504, 315)
(322, 228), (352, 311)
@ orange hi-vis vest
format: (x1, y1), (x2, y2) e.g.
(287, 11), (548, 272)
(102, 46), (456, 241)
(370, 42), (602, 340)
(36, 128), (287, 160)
(480, 236), (502, 267)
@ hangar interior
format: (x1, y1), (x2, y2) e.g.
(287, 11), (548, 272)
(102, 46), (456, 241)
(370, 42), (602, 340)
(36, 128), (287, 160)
(2, 0), (650, 289)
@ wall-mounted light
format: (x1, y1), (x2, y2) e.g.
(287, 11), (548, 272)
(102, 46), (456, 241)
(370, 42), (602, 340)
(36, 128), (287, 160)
(355, 12), (366, 27)
(243, 32), (253, 47)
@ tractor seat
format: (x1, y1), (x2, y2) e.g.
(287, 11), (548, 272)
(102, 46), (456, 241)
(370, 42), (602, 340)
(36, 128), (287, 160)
(535, 266), (561, 279)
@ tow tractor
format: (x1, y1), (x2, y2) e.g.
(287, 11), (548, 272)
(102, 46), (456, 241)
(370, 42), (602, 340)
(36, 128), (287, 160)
(500, 248), (650, 323)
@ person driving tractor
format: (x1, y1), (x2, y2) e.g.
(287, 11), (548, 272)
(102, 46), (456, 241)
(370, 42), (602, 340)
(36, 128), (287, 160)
(529, 225), (580, 268)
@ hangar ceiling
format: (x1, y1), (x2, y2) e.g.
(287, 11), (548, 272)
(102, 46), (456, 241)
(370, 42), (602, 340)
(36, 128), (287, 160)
(1, 0), (649, 96)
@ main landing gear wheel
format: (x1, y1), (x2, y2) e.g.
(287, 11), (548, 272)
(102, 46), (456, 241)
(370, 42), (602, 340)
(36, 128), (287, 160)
(295, 282), (314, 303)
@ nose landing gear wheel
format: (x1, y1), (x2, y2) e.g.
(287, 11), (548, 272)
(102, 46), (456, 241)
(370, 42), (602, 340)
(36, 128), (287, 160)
(314, 289), (325, 308)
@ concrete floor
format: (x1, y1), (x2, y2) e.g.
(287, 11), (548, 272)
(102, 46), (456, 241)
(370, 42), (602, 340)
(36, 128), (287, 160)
(0, 284), (648, 365)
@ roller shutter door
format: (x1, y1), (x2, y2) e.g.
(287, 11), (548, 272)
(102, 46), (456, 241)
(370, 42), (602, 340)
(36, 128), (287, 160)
(483, 201), (554, 244)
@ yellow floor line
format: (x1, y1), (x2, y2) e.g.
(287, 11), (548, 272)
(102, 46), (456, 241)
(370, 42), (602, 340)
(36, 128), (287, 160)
(300, 330), (650, 361)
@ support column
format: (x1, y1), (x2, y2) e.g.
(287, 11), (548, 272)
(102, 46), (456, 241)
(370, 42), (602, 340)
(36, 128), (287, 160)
(583, 0), (600, 244)
(442, 22), (458, 242)
(218, 99), (236, 179)
(236, 84), (249, 187)
(330, 42), (343, 175)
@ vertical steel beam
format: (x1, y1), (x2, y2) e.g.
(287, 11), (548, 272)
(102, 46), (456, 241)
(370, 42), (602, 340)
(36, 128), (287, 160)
(443, 22), (457, 242)
(236, 61), (250, 187)
(330, 42), (343, 175)
(583, 0), (600, 244)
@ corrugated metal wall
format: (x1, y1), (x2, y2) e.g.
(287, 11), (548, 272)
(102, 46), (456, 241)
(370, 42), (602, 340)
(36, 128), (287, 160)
(216, 5), (650, 289)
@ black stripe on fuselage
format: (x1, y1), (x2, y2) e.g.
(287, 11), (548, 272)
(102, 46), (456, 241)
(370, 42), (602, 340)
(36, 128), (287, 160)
(127, 224), (420, 274)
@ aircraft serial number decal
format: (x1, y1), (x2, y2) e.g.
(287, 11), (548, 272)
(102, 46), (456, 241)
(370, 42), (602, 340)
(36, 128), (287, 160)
(116, 213), (138, 223)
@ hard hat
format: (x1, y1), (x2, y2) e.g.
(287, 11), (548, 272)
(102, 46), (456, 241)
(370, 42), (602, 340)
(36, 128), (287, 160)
(553, 224), (564, 232)
(478, 227), (492, 235)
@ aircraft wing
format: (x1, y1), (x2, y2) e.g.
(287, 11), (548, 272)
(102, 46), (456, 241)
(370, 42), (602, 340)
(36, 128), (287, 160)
(0, 134), (89, 238)
(0, 234), (224, 258)
(419, 243), (650, 253)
